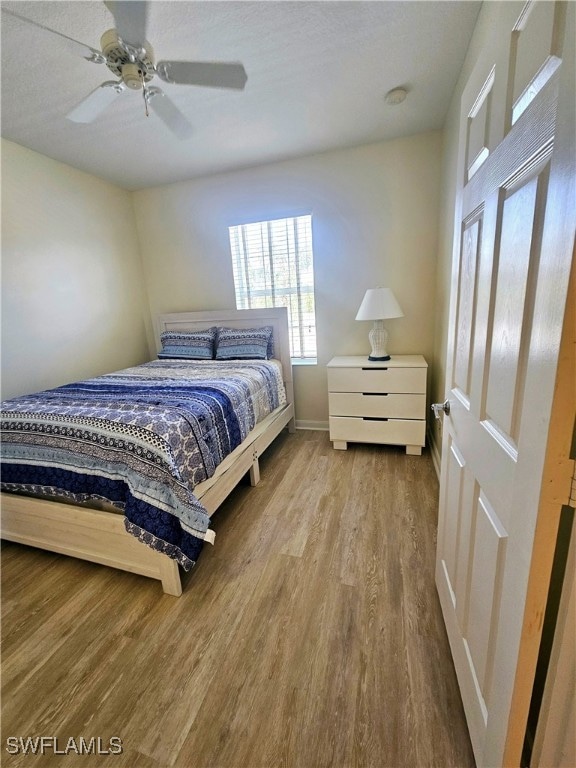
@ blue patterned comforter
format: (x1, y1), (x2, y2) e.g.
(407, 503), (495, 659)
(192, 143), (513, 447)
(1, 359), (286, 570)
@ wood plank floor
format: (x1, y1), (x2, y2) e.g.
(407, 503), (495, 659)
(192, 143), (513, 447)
(1, 430), (475, 768)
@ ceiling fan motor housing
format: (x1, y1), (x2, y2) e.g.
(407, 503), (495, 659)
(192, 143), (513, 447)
(100, 29), (155, 89)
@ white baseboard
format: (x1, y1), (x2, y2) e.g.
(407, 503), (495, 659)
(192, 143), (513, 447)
(428, 428), (441, 480)
(295, 420), (329, 431)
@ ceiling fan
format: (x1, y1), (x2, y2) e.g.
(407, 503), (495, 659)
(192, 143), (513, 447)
(2, 1), (248, 139)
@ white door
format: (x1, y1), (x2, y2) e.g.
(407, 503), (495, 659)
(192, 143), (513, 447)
(435, 2), (575, 766)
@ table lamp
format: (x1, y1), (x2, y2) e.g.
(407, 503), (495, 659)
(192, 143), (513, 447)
(355, 287), (404, 361)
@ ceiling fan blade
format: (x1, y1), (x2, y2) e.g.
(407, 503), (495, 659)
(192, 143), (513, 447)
(104, 1), (148, 47)
(1, 8), (104, 62)
(156, 61), (248, 90)
(67, 81), (126, 123)
(146, 88), (193, 140)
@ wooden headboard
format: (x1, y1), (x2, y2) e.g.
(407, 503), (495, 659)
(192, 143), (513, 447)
(156, 308), (294, 406)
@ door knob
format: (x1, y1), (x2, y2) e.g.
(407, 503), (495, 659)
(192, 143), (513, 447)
(431, 400), (451, 419)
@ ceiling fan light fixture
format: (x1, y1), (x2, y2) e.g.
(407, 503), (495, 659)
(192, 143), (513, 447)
(122, 62), (145, 90)
(100, 28), (155, 84)
(385, 87), (408, 105)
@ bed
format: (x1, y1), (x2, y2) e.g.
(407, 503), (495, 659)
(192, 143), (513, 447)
(0, 308), (295, 596)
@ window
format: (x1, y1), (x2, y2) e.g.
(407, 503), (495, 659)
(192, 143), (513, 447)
(228, 214), (317, 360)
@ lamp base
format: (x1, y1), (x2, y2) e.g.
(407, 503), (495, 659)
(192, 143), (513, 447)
(368, 354), (391, 361)
(367, 320), (390, 361)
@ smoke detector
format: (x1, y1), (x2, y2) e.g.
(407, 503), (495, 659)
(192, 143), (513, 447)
(385, 87), (408, 105)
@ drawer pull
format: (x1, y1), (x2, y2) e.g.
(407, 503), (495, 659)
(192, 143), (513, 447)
(362, 392), (388, 396)
(362, 417), (389, 422)
(362, 367), (388, 371)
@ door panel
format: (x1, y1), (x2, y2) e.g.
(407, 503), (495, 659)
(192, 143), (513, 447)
(484, 177), (539, 443)
(509, 1), (564, 127)
(467, 490), (507, 704)
(442, 438), (466, 593)
(454, 216), (482, 401)
(466, 68), (494, 181)
(436, 2), (575, 765)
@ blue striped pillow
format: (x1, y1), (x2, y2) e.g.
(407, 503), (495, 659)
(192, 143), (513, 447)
(158, 328), (216, 359)
(215, 326), (273, 360)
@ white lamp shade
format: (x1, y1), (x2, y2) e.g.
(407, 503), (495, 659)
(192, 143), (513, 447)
(355, 288), (404, 321)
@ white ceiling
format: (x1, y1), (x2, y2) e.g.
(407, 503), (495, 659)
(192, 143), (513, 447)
(1, 1), (481, 190)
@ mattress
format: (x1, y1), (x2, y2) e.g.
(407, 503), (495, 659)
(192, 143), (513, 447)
(1, 359), (286, 569)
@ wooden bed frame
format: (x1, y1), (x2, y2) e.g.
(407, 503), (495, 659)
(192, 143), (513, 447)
(0, 308), (295, 596)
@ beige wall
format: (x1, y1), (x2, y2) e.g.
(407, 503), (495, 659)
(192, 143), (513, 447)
(1, 139), (151, 400)
(133, 132), (441, 425)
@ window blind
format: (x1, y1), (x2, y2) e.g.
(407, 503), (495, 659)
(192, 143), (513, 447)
(229, 215), (317, 359)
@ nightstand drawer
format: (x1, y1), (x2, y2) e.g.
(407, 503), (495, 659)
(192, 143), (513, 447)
(327, 366), (426, 394)
(329, 416), (426, 447)
(328, 392), (425, 419)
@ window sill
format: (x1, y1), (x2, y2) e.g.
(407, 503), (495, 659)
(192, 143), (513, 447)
(291, 358), (317, 366)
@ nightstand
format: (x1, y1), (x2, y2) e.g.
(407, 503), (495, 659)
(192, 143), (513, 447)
(327, 355), (428, 455)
